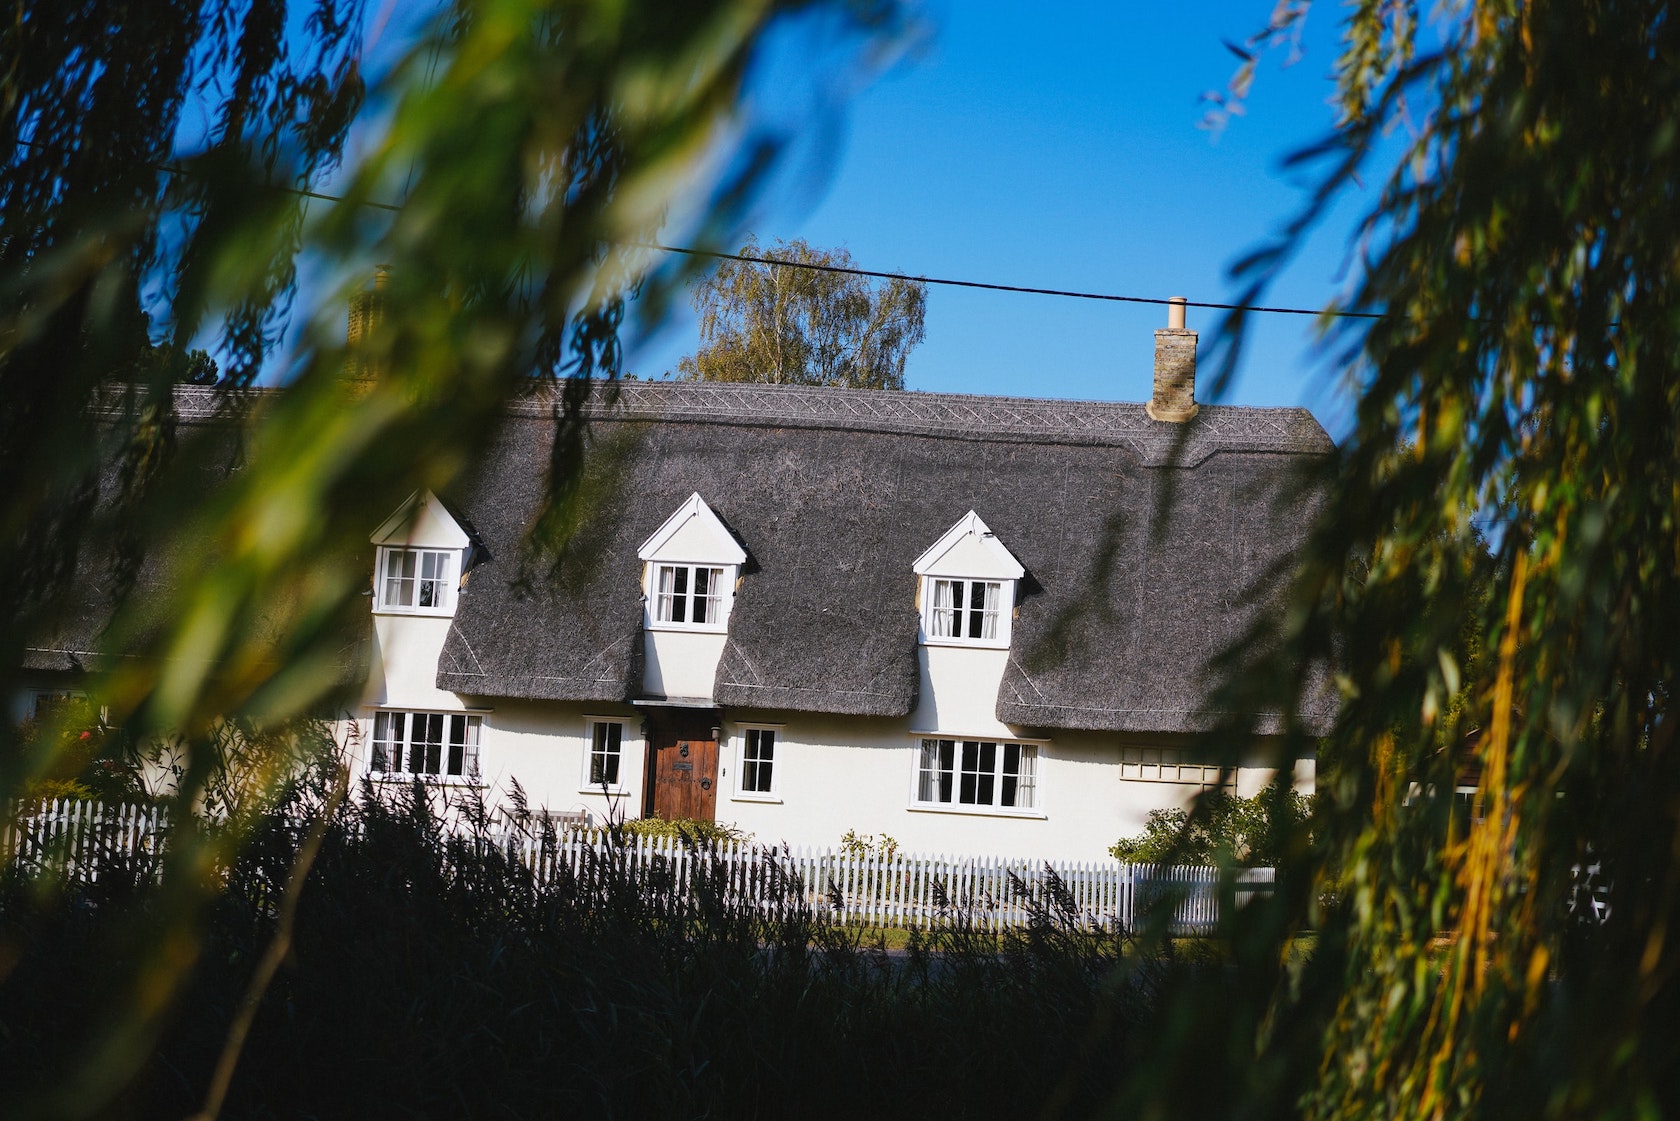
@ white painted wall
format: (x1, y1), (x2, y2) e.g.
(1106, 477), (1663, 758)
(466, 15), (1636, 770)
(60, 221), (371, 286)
(912, 645), (1013, 737)
(642, 630), (728, 702)
(368, 613), (460, 709)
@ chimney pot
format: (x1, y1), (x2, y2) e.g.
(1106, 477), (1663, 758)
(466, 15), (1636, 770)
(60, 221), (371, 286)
(1147, 297), (1198, 423)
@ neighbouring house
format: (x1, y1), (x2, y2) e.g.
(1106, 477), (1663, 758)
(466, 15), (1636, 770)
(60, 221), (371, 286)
(13, 305), (1335, 859)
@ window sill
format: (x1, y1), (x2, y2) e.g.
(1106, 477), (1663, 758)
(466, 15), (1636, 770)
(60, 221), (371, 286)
(644, 623), (731, 635)
(907, 803), (1046, 821)
(730, 792), (782, 804)
(369, 774), (486, 788)
(578, 786), (630, 798)
(918, 637), (1011, 650)
(372, 607), (456, 618)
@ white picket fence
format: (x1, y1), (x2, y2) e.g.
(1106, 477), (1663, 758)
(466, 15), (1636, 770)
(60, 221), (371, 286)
(0, 799), (1271, 934)
(1, 798), (171, 882)
(507, 831), (1262, 934)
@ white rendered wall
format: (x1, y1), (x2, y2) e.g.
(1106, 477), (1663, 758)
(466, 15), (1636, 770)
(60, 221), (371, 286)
(911, 645), (1013, 736)
(641, 630), (727, 701)
(367, 613), (461, 709)
(474, 698), (647, 825)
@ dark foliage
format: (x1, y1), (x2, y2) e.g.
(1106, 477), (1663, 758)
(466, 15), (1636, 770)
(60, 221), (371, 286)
(0, 781), (1156, 1120)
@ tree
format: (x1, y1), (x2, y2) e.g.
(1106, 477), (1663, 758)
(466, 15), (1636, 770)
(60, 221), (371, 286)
(1127, 4), (1680, 1120)
(677, 236), (926, 389)
(0, 3), (913, 1113)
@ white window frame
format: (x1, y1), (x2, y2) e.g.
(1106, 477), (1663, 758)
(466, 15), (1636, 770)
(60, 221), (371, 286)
(581, 717), (630, 794)
(368, 709), (482, 783)
(646, 562), (735, 632)
(731, 724), (783, 803)
(1118, 746), (1234, 790)
(374, 546), (458, 616)
(909, 736), (1044, 817)
(921, 577), (1011, 647)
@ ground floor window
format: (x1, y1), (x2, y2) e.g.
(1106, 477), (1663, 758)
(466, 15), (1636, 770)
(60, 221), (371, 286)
(586, 720), (624, 788)
(738, 727), (776, 795)
(915, 738), (1037, 810)
(370, 711), (481, 780)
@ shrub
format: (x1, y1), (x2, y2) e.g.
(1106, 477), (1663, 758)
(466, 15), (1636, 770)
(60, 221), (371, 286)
(1109, 785), (1311, 866)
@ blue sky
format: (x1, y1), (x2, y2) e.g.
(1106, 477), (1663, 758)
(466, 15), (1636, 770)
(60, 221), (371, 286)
(627, 1), (1379, 432)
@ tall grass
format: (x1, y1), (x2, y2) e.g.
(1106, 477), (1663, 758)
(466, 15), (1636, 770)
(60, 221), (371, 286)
(0, 777), (1161, 1120)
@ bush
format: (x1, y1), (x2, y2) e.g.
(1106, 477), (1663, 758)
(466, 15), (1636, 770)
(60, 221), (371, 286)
(615, 815), (751, 845)
(1109, 785), (1311, 867)
(0, 782), (1163, 1119)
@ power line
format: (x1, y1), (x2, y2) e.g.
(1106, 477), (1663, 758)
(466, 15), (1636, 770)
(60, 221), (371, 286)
(650, 243), (1384, 320)
(12, 136), (1380, 320)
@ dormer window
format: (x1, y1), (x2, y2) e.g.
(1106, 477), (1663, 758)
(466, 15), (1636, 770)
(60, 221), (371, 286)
(638, 493), (747, 634)
(927, 578), (1004, 641)
(914, 511), (1024, 649)
(653, 563), (727, 625)
(371, 490), (471, 617)
(378, 548), (455, 612)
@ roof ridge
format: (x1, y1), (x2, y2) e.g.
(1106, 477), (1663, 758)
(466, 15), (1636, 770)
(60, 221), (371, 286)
(535, 381), (1334, 462)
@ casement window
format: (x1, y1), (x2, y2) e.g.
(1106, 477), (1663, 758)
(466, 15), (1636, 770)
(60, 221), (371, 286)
(738, 727), (777, 796)
(652, 563), (727, 627)
(1119, 746), (1232, 789)
(926, 578), (1004, 642)
(915, 738), (1037, 810)
(376, 547), (456, 614)
(586, 720), (624, 789)
(370, 710), (481, 780)
(914, 512), (1022, 649)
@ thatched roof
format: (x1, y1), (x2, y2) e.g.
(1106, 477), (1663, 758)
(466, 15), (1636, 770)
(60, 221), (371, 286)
(434, 382), (1335, 734)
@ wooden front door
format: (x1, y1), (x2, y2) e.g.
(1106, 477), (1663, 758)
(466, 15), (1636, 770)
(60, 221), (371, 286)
(644, 713), (719, 822)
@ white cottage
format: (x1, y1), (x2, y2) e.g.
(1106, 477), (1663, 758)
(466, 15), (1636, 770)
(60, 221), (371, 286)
(15, 317), (1335, 860)
(352, 342), (1332, 858)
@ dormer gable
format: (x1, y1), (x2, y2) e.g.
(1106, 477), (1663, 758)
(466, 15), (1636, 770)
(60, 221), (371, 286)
(638, 493), (745, 633)
(371, 490), (470, 616)
(915, 511), (1023, 648)
(914, 511), (1024, 580)
(638, 492), (747, 566)
(372, 490), (471, 550)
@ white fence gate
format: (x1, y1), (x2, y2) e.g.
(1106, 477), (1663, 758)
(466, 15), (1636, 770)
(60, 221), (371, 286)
(1, 799), (1272, 934)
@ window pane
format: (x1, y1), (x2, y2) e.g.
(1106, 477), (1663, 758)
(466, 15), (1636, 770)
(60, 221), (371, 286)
(979, 581), (999, 640)
(1015, 746), (1037, 808)
(743, 728), (774, 793)
(1001, 742), (1020, 807)
(372, 711), (391, 771)
(417, 713), (444, 774)
(384, 550), (415, 607)
(977, 741), (996, 805)
(692, 566), (711, 623)
(671, 565), (689, 623)
(462, 717), (480, 778)
(448, 714), (466, 775)
(589, 722), (621, 786)
(418, 552), (442, 608)
(930, 580), (955, 638)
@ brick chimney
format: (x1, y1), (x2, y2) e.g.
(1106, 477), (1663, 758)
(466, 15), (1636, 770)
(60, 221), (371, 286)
(1146, 296), (1198, 423)
(345, 266), (389, 381)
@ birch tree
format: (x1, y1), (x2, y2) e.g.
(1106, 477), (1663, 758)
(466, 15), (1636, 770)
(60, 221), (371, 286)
(678, 237), (926, 389)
